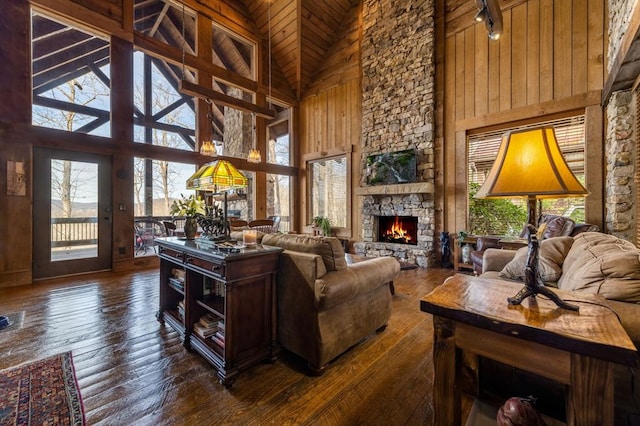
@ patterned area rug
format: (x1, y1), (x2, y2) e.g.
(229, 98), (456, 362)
(0, 352), (85, 426)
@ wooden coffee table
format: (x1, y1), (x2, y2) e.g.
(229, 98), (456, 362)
(420, 274), (637, 426)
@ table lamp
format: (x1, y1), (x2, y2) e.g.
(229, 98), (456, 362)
(186, 159), (248, 240)
(474, 126), (587, 309)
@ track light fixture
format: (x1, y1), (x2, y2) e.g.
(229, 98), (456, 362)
(474, 0), (503, 41)
(474, 7), (487, 23)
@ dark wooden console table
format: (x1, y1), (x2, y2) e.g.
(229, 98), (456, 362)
(156, 237), (282, 387)
(420, 274), (637, 425)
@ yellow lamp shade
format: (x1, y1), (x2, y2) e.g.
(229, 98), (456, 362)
(475, 126), (588, 199)
(186, 160), (248, 192)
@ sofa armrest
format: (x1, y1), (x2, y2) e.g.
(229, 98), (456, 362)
(315, 257), (400, 311)
(482, 248), (517, 273)
(280, 250), (328, 284)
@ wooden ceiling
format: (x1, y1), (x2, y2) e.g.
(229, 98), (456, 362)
(242, 0), (360, 100)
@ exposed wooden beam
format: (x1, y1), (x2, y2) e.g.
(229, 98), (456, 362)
(179, 80), (275, 119)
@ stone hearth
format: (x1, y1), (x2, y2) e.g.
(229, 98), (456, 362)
(354, 187), (436, 268)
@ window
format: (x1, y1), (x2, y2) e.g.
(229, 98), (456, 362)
(133, 157), (196, 217)
(309, 156), (348, 228)
(213, 23), (255, 81)
(468, 116), (586, 236)
(133, 0), (197, 53)
(133, 51), (197, 150)
(32, 11), (111, 137)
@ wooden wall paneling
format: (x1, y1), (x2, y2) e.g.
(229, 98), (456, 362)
(0, 0), (33, 286)
(488, 35), (501, 114)
(587, 0), (605, 91)
(444, 36), (457, 234)
(572, 0), (589, 95)
(122, 0), (133, 33)
(70, 0), (122, 23)
(584, 104), (604, 229)
(499, 9), (512, 111)
(511, 4), (528, 109)
(454, 130), (468, 231)
(526, 0), (540, 105)
(434, 0), (446, 242)
(539, 0), (554, 102)
(474, 25), (488, 117)
(110, 37), (135, 266)
(464, 27), (475, 119)
(1, 0), (31, 124)
(553, 0), (572, 99)
(455, 33), (466, 121)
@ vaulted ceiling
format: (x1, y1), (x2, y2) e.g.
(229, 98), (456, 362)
(242, 0), (360, 100)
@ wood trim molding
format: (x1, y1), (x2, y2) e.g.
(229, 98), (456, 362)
(455, 91), (602, 132)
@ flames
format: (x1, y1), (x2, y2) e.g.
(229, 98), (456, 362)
(381, 216), (414, 244)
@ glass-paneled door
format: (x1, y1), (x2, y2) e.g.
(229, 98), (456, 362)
(33, 148), (112, 279)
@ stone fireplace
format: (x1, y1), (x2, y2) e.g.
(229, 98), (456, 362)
(354, 0), (436, 268)
(355, 186), (435, 267)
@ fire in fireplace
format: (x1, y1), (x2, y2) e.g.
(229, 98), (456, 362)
(378, 215), (418, 245)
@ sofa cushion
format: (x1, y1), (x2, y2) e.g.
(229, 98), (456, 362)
(261, 233), (347, 271)
(558, 232), (640, 302)
(499, 236), (574, 285)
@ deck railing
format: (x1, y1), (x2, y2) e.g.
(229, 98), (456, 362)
(51, 217), (98, 248)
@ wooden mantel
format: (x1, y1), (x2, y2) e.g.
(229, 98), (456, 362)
(353, 182), (435, 196)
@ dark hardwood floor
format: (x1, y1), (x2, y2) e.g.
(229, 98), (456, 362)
(0, 265), (455, 425)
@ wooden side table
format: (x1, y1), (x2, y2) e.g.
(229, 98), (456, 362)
(451, 235), (477, 272)
(420, 274), (637, 425)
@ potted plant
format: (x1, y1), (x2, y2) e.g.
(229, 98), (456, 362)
(170, 194), (206, 240)
(312, 216), (332, 236)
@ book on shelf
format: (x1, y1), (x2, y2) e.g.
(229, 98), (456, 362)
(177, 299), (185, 319)
(168, 277), (184, 290)
(198, 313), (218, 328)
(171, 268), (185, 281)
(193, 323), (217, 338)
(211, 333), (225, 347)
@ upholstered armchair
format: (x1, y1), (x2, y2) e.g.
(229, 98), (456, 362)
(470, 237), (501, 275)
(470, 214), (599, 275)
(261, 233), (400, 375)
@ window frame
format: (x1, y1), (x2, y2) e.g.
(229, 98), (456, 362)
(466, 115), (587, 236)
(305, 148), (352, 234)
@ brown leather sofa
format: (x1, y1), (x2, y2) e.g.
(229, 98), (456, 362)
(469, 214), (599, 274)
(261, 233), (401, 374)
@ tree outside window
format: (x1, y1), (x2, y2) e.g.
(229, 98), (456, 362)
(309, 156), (347, 228)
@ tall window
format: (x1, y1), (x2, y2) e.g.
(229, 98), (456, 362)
(468, 116), (586, 236)
(32, 11), (111, 137)
(133, 51), (196, 150)
(133, 158), (196, 217)
(309, 156), (347, 228)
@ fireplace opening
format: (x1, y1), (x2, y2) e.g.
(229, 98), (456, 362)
(378, 215), (418, 245)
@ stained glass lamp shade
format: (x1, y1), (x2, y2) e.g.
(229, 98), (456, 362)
(186, 160), (248, 192)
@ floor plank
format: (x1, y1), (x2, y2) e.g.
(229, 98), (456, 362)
(0, 266), (455, 425)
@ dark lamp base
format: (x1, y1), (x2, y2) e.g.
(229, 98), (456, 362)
(507, 224), (579, 311)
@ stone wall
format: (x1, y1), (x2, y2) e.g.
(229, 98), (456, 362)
(359, 0), (436, 266)
(361, 0), (435, 182)
(608, 0), (637, 70)
(605, 90), (636, 241)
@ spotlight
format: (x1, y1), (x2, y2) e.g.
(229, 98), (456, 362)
(474, 7), (487, 22)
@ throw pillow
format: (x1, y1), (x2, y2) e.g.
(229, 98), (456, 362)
(558, 233), (640, 302)
(499, 236), (574, 285)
